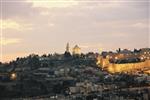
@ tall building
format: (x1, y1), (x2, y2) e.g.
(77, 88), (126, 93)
(66, 43), (70, 52)
(72, 45), (81, 55)
(64, 43), (71, 57)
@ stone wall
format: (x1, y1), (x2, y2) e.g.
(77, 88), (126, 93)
(108, 60), (150, 73)
(97, 56), (150, 73)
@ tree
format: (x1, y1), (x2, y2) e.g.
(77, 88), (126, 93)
(28, 55), (40, 70)
(64, 51), (71, 58)
(41, 54), (47, 57)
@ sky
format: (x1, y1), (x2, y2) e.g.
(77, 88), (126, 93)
(0, 0), (150, 62)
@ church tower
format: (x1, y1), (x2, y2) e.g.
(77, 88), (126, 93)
(64, 42), (71, 57)
(66, 42), (70, 52)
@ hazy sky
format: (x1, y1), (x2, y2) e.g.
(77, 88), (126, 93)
(0, 0), (150, 62)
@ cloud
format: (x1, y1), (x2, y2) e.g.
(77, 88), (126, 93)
(48, 23), (55, 27)
(0, 19), (33, 31)
(0, 38), (21, 45)
(2, 0), (35, 19)
(39, 11), (50, 16)
(130, 22), (148, 28)
(80, 0), (122, 9)
(0, 19), (21, 30)
(1, 0), (149, 62)
(26, 0), (79, 8)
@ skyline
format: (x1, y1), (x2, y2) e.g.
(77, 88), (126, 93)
(0, 0), (150, 62)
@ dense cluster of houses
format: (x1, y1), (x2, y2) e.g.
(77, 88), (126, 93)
(0, 47), (150, 99)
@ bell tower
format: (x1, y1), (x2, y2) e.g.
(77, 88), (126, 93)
(66, 42), (69, 52)
(64, 42), (71, 57)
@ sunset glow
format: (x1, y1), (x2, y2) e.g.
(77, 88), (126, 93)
(1, 0), (149, 62)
